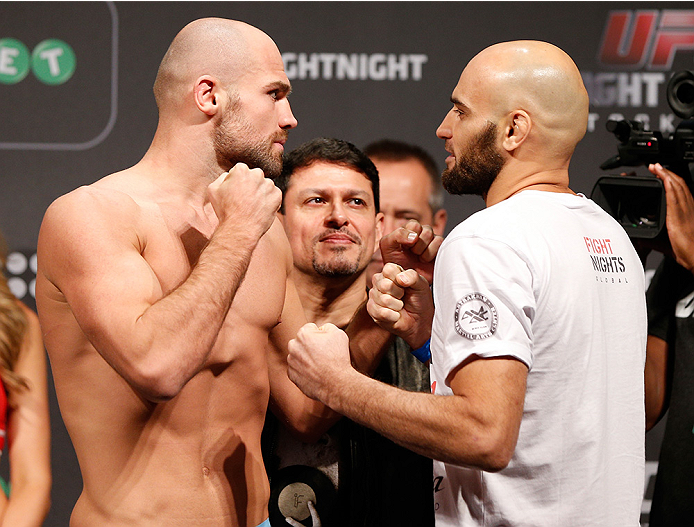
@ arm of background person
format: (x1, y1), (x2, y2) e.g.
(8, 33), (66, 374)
(288, 323), (528, 471)
(645, 334), (669, 431)
(0, 305), (51, 527)
(38, 164), (280, 402)
(643, 163), (694, 430)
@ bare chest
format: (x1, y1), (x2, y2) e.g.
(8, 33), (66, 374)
(140, 211), (287, 336)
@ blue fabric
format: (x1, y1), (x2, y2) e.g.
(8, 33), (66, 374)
(410, 339), (431, 363)
(255, 519), (271, 527)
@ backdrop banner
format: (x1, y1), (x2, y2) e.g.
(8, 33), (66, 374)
(1, 2), (686, 525)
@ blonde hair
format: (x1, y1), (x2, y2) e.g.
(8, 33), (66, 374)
(0, 233), (29, 392)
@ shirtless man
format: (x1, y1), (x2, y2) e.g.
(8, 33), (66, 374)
(288, 41), (646, 526)
(35, 18), (422, 527)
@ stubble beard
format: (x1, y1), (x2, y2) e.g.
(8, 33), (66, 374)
(311, 229), (366, 278)
(442, 121), (505, 196)
(212, 98), (286, 180)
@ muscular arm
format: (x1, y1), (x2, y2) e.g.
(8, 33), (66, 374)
(645, 335), (670, 431)
(38, 165), (280, 401)
(288, 324), (528, 471)
(0, 305), (51, 527)
(267, 251), (393, 442)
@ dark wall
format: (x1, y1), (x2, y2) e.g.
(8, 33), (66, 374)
(0, 2), (687, 525)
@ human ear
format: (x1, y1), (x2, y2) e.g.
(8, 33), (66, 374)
(193, 76), (219, 116)
(502, 111), (530, 152)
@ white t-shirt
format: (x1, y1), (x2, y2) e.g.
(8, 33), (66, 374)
(430, 191), (646, 527)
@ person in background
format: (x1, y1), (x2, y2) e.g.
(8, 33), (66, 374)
(0, 233), (51, 526)
(643, 162), (694, 527)
(263, 137), (435, 526)
(363, 139), (448, 286)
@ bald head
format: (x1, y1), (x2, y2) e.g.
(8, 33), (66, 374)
(465, 40), (589, 158)
(153, 18), (278, 114)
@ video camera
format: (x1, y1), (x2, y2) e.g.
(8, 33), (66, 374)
(591, 70), (694, 239)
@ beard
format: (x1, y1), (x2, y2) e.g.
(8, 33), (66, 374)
(442, 121), (505, 196)
(310, 228), (366, 278)
(212, 96), (286, 179)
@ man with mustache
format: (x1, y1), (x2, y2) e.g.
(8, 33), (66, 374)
(263, 138), (434, 526)
(35, 19), (435, 527)
(287, 41), (647, 525)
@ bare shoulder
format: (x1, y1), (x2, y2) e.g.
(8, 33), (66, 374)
(38, 172), (148, 285)
(43, 176), (141, 231)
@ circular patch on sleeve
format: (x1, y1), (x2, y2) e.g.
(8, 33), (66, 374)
(454, 293), (498, 340)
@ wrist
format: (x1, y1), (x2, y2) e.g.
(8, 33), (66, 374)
(410, 339), (431, 363)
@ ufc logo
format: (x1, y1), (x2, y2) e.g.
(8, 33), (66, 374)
(599, 10), (694, 69)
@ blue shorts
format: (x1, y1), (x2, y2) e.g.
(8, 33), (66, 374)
(256, 520), (270, 527)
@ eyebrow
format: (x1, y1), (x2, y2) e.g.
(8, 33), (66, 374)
(450, 96), (468, 110)
(266, 80), (292, 96)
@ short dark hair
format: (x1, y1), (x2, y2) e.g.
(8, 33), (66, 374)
(363, 139), (444, 212)
(276, 138), (380, 213)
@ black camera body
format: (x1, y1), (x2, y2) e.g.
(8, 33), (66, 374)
(591, 71), (694, 239)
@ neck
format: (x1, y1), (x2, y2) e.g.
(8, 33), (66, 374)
(484, 166), (574, 207)
(139, 120), (224, 200)
(293, 269), (369, 328)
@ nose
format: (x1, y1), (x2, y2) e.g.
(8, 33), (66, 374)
(436, 110), (453, 140)
(280, 99), (298, 130)
(326, 202), (349, 228)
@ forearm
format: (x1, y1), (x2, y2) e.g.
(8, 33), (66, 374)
(345, 301), (394, 374)
(323, 368), (512, 471)
(97, 224), (262, 399)
(645, 334), (669, 430)
(0, 478), (51, 527)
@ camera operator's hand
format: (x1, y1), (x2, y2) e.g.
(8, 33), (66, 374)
(649, 163), (694, 273)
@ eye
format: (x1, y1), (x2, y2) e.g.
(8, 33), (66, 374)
(306, 197), (326, 205)
(454, 108), (465, 117)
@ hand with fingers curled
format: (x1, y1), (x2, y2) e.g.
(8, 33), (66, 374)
(367, 262), (434, 349)
(285, 501), (321, 527)
(207, 162), (282, 239)
(287, 323), (353, 403)
(648, 163), (694, 272)
(379, 219), (443, 284)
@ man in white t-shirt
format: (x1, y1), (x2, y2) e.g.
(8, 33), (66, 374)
(285, 40), (646, 526)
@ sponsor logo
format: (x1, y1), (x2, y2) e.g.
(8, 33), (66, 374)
(5, 250), (37, 301)
(584, 236), (627, 275)
(454, 293), (498, 340)
(283, 52), (428, 81)
(584, 10), (694, 134)
(0, 1), (118, 150)
(0, 38), (76, 85)
(598, 10), (694, 70)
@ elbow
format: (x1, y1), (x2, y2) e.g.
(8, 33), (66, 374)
(477, 447), (514, 473)
(125, 360), (188, 402)
(450, 429), (516, 473)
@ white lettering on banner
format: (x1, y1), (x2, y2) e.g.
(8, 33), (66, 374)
(39, 47), (64, 76)
(283, 52), (428, 81)
(0, 46), (19, 75)
(583, 72), (665, 107)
